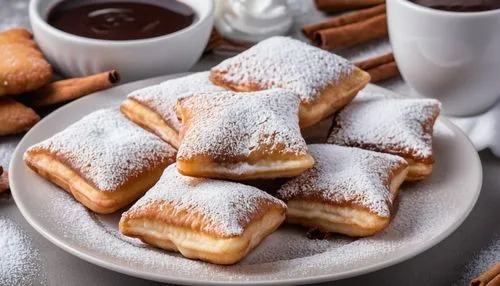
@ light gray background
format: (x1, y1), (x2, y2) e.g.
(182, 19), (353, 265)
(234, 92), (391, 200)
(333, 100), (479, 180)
(0, 0), (498, 285)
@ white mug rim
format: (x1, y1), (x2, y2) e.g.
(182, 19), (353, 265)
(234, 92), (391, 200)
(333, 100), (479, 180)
(394, 0), (500, 18)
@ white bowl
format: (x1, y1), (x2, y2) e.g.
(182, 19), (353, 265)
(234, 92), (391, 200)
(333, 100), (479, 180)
(30, 0), (214, 82)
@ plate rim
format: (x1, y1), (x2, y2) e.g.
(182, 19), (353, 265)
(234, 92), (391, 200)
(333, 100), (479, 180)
(9, 75), (483, 285)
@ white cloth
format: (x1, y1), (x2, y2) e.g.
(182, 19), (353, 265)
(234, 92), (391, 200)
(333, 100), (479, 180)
(450, 106), (500, 156)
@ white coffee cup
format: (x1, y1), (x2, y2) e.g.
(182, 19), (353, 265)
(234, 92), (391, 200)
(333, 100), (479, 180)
(387, 0), (500, 116)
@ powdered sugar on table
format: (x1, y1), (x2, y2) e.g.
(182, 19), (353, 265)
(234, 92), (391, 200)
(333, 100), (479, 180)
(0, 216), (45, 286)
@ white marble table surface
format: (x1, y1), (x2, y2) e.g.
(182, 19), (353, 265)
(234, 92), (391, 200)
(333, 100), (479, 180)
(0, 1), (498, 285)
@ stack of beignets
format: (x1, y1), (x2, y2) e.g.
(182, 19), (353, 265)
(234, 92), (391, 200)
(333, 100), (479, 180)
(24, 36), (441, 266)
(121, 72), (225, 148)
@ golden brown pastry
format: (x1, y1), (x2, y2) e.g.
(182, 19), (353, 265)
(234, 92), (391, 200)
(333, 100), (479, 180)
(0, 28), (52, 96)
(327, 92), (441, 181)
(0, 166), (8, 195)
(120, 72), (225, 148)
(0, 98), (40, 136)
(176, 88), (314, 180)
(119, 164), (286, 265)
(210, 36), (370, 128)
(277, 144), (408, 237)
(24, 108), (176, 214)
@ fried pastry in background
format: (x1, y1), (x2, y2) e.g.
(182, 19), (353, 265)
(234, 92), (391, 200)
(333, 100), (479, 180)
(121, 72), (225, 148)
(277, 144), (408, 237)
(327, 92), (441, 181)
(24, 108), (176, 214)
(210, 36), (370, 128)
(120, 164), (286, 265)
(0, 28), (52, 96)
(0, 98), (40, 136)
(0, 166), (9, 199)
(0, 167), (9, 195)
(176, 89), (314, 180)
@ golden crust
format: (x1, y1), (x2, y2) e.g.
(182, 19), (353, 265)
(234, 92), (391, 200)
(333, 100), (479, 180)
(210, 67), (370, 128)
(176, 155), (315, 180)
(0, 98), (40, 135)
(120, 208), (285, 265)
(283, 164), (407, 237)
(285, 201), (391, 237)
(0, 28), (52, 96)
(405, 159), (433, 181)
(24, 151), (173, 214)
(121, 197), (285, 239)
(120, 98), (180, 148)
(175, 89), (314, 180)
(23, 109), (177, 214)
(277, 144), (408, 237)
(119, 165), (287, 264)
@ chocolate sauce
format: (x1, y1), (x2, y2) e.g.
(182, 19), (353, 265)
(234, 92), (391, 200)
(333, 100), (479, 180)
(409, 0), (500, 12)
(47, 0), (196, 41)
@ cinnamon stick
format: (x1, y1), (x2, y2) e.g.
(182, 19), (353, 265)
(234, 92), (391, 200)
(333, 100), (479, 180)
(366, 61), (399, 83)
(0, 169), (9, 194)
(471, 262), (500, 286)
(314, 13), (388, 50)
(355, 52), (394, 70)
(204, 29), (223, 53)
(30, 70), (120, 107)
(314, 0), (385, 13)
(214, 39), (251, 55)
(487, 275), (500, 286)
(355, 53), (400, 83)
(302, 4), (386, 40)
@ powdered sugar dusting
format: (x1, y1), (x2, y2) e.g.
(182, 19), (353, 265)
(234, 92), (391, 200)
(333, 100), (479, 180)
(328, 92), (441, 161)
(37, 155), (455, 282)
(212, 36), (354, 103)
(278, 144), (407, 217)
(25, 108), (176, 191)
(0, 216), (46, 286)
(177, 89), (308, 161)
(28, 99), (463, 280)
(125, 165), (286, 237)
(127, 72), (225, 132)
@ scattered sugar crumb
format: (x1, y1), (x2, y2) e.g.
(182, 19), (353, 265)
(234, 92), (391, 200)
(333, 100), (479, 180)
(0, 216), (46, 286)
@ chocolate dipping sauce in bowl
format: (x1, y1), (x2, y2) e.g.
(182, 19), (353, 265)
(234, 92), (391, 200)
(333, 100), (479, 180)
(30, 0), (214, 82)
(387, 0), (500, 116)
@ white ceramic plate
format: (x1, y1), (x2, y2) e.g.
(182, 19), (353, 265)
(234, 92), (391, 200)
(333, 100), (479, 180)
(10, 74), (482, 285)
